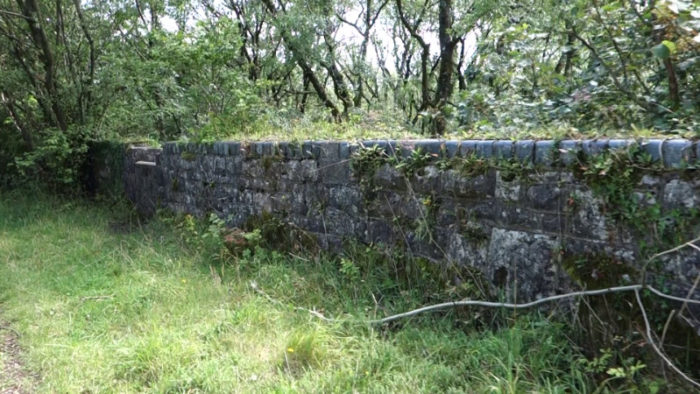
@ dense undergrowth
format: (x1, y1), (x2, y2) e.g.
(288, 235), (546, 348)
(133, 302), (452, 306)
(0, 190), (696, 392)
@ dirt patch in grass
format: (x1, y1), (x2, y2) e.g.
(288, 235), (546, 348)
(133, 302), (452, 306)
(0, 318), (35, 394)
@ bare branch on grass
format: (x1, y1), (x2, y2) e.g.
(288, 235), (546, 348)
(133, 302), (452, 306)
(634, 289), (700, 389)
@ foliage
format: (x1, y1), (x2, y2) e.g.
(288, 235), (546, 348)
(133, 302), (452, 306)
(457, 0), (700, 135)
(2, 0), (699, 191)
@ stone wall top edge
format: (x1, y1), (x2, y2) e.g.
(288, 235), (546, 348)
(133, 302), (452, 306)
(148, 139), (698, 167)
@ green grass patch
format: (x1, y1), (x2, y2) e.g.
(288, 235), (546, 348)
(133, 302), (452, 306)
(0, 191), (681, 392)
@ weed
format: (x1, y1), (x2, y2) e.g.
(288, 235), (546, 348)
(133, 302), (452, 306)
(180, 151), (197, 162)
(394, 148), (432, 177)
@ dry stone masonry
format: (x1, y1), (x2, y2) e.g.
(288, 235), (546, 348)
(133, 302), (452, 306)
(122, 139), (700, 303)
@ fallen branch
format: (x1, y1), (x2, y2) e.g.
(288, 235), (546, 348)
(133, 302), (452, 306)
(369, 285), (643, 324)
(634, 289), (700, 389)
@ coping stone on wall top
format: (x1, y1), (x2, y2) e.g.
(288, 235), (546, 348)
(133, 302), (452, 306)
(534, 140), (556, 165)
(493, 140), (514, 159)
(475, 140), (494, 158)
(444, 141), (460, 157)
(662, 139), (693, 168)
(156, 138), (695, 167)
(513, 140), (534, 163)
(558, 140), (580, 166)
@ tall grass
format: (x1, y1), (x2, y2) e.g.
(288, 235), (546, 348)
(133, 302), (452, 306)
(0, 190), (667, 392)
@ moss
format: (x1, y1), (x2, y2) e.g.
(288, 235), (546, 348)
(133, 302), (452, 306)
(562, 253), (637, 289)
(181, 151), (197, 162)
(460, 223), (489, 245)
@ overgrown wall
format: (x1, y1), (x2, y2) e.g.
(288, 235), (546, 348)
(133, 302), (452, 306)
(121, 139), (700, 303)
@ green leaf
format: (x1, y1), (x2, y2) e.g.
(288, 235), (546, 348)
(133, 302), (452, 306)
(651, 43), (670, 59)
(661, 40), (676, 54)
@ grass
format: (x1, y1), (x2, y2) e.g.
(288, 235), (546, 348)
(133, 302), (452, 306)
(0, 190), (670, 392)
(162, 108), (691, 144)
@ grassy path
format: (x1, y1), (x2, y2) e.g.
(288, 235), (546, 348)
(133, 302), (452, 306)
(0, 191), (597, 393)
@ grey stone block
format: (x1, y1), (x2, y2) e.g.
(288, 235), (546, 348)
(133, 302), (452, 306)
(493, 140), (514, 160)
(339, 142), (350, 159)
(495, 171), (521, 202)
(412, 165), (442, 194)
(527, 184), (561, 210)
(302, 141), (316, 159)
(460, 140), (478, 157)
(315, 141), (341, 162)
(442, 170), (495, 198)
(374, 164), (406, 190)
(608, 139), (632, 151)
(534, 141), (555, 166)
(281, 142), (304, 159)
(662, 139), (692, 168)
(414, 139), (443, 155)
(559, 140), (581, 166)
(486, 228), (560, 301)
(261, 141), (275, 156)
(361, 140), (388, 152)
(162, 142), (177, 154)
(663, 179), (697, 209)
(514, 140), (534, 163)
(444, 141), (460, 158)
(225, 142), (242, 156)
(475, 140), (494, 158)
(212, 142), (226, 156)
(641, 139), (663, 162)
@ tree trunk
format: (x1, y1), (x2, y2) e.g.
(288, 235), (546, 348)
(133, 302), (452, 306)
(18, 0), (67, 131)
(260, 0), (341, 120)
(433, 0), (458, 135)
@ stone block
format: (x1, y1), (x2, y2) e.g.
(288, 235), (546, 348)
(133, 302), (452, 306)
(608, 139), (632, 151)
(526, 184), (561, 210)
(495, 171), (521, 202)
(514, 140), (534, 163)
(414, 139), (443, 155)
(663, 179), (697, 209)
(338, 142), (351, 159)
(486, 228), (560, 301)
(641, 139), (663, 162)
(225, 142), (242, 156)
(441, 169), (495, 198)
(315, 141), (341, 162)
(475, 140), (494, 159)
(567, 189), (608, 241)
(493, 140), (514, 160)
(329, 186), (363, 210)
(444, 141), (460, 158)
(412, 165), (441, 194)
(534, 140), (555, 166)
(662, 139), (692, 168)
(365, 220), (396, 245)
(558, 140), (581, 166)
(374, 163), (406, 190)
(445, 232), (489, 267)
(460, 140), (478, 157)
(302, 141), (316, 159)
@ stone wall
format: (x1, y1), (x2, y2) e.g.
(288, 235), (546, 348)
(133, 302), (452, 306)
(121, 139), (700, 303)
